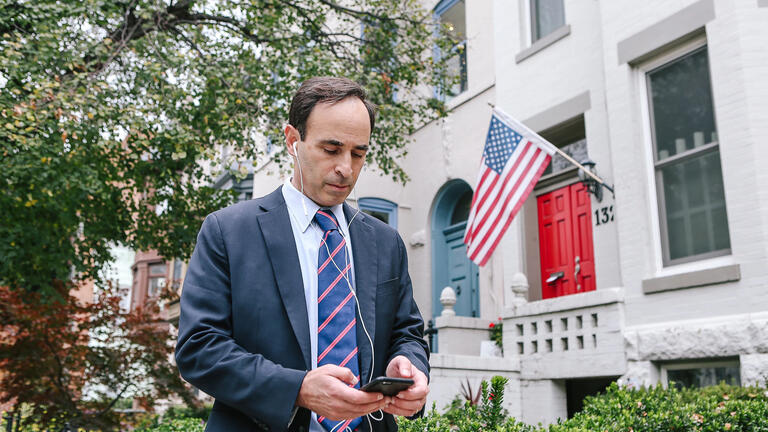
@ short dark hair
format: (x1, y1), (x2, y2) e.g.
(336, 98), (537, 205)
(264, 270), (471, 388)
(289, 77), (377, 140)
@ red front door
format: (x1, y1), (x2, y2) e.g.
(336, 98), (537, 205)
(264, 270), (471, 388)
(537, 183), (595, 299)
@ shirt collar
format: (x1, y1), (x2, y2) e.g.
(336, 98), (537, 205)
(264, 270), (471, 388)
(282, 178), (347, 234)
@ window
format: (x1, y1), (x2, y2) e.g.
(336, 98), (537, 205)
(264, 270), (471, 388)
(147, 262), (166, 297)
(358, 198), (397, 228)
(530, 0), (565, 42)
(662, 360), (740, 389)
(232, 174), (253, 202)
(171, 258), (184, 291)
(213, 171), (254, 203)
(647, 45), (730, 266)
(435, 0), (467, 99)
(450, 190), (472, 225)
(539, 116), (587, 177)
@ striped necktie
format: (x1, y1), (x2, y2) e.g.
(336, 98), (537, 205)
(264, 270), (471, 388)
(314, 209), (362, 432)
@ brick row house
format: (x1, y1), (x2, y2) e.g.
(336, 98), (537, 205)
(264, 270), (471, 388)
(252, 0), (768, 424)
(145, 0), (768, 424)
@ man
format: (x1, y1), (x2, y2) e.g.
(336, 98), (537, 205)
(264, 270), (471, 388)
(176, 77), (430, 432)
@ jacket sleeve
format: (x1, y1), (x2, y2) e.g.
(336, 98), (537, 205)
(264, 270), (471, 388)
(385, 234), (430, 383)
(175, 213), (306, 430)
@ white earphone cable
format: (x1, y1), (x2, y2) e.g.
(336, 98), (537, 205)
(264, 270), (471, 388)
(318, 223), (383, 431)
(295, 141), (382, 429)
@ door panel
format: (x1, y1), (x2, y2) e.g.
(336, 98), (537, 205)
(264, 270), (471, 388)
(570, 183), (595, 294)
(444, 222), (478, 317)
(537, 183), (595, 299)
(538, 187), (572, 299)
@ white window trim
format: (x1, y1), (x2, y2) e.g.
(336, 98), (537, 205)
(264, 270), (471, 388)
(660, 359), (740, 389)
(636, 35), (734, 277)
(528, 0), (565, 44)
(433, 0), (470, 102)
(515, 0), (570, 64)
(519, 0), (533, 48)
(358, 197), (398, 228)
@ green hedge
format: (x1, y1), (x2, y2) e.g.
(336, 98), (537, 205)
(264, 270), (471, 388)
(398, 378), (768, 432)
(115, 378), (768, 432)
(133, 417), (205, 432)
(553, 382), (768, 432)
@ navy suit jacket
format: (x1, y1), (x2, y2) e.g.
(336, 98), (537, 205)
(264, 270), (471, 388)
(175, 187), (430, 432)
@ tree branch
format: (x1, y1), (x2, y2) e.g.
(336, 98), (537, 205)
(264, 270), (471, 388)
(313, 0), (427, 25)
(96, 382), (133, 417)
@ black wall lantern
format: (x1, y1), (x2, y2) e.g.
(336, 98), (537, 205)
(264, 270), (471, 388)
(577, 158), (614, 202)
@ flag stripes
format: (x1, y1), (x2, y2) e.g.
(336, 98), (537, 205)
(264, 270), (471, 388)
(464, 108), (556, 266)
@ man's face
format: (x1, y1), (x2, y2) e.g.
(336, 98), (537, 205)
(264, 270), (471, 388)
(285, 97), (370, 207)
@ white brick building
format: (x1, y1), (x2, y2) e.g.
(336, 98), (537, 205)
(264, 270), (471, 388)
(252, 0), (768, 425)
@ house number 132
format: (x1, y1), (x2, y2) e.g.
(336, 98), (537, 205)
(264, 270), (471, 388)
(594, 205), (614, 226)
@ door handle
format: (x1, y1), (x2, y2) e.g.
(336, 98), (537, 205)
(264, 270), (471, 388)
(574, 256), (581, 291)
(455, 285), (461, 295)
(546, 271), (564, 284)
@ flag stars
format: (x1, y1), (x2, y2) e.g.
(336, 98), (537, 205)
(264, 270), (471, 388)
(483, 116), (523, 174)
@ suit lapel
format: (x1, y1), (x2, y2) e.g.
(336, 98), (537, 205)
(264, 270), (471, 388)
(345, 205), (377, 384)
(258, 190), (311, 370)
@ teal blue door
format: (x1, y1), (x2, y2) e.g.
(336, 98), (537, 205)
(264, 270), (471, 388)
(431, 180), (480, 320)
(443, 222), (479, 317)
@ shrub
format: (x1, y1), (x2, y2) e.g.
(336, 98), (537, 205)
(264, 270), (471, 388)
(489, 318), (504, 350)
(398, 378), (768, 432)
(133, 416), (206, 432)
(550, 382), (768, 432)
(162, 404), (212, 421)
(398, 376), (533, 432)
(130, 405), (211, 432)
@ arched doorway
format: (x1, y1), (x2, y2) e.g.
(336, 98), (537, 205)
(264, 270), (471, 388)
(431, 180), (479, 318)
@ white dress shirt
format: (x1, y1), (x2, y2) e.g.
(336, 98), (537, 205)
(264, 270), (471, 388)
(281, 178), (358, 432)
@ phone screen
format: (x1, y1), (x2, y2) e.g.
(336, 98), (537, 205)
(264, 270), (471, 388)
(361, 377), (414, 396)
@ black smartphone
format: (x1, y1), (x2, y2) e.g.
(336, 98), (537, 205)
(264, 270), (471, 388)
(361, 377), (414, 396)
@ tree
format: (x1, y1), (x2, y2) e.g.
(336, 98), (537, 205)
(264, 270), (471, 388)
(0, 281), (197, 430)
(0, 0), (454, 296)
(0, 0), (454, 427)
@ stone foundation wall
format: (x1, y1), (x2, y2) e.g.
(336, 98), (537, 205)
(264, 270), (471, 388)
(620, 312), (768, 387)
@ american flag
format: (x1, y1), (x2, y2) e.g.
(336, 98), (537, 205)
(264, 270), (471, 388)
(464, 108), (557, 266)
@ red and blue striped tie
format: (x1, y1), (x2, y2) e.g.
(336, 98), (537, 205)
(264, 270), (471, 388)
(314, 209), (362, 432)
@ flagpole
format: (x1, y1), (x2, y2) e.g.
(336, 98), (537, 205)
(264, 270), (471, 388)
(487, 102), (613, 193)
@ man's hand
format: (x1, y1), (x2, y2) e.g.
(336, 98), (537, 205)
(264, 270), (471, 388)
(382, 355), (429, 417)
(296, 364), (392, 421)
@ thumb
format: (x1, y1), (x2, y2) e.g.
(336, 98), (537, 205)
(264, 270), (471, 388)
(399, 359), (413, 378)
(323, 365), (358, 386)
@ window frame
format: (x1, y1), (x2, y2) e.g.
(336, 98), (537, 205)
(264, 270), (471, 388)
(660, 359), (741, 389)
(529, 0), (566, 43)
(433, 0), (468, 100)
(171, 258), (185, 291)
(358, 197), (398, 228)
(641, 37), (731, 268)
(147, 261), (167, 298)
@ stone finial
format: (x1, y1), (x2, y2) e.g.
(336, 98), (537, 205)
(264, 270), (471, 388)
(440, 286), (457, 317)
(409, 229), (426, 248)
(506, 272), (529, 309)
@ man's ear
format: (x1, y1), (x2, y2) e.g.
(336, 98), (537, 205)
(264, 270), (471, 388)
(284, 124), (300, 156)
